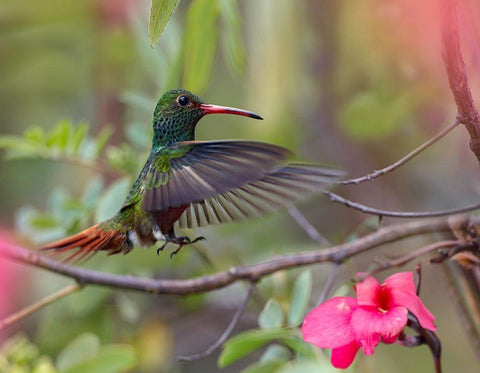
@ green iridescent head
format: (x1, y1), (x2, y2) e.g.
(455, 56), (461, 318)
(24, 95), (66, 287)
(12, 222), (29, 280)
(153, 89), (205, 122)
(151, 89), (263, 147)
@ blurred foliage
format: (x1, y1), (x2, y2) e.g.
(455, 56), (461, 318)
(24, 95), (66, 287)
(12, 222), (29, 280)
(1, 0), (480, 372)
(218, 270), (318, 372)
(0, 333), (137, 373)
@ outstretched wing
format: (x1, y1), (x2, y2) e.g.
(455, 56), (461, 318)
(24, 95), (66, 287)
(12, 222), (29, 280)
(143, 141), (291, 211)
(176, 163), (342, 228)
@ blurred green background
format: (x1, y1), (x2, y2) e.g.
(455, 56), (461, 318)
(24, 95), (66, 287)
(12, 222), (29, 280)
(1, 0), (480, 371)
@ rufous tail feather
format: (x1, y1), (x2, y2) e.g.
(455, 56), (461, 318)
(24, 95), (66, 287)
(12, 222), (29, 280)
(40, 224), (126, 262)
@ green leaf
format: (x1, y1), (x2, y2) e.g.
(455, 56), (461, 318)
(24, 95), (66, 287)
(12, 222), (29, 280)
(56, 333), (100, 372)
(0, 135), (40, 158)
(62, 345), (137, 373)
(70, 121), (89, 154)
(258, 299), (284, 329)
(280, 334), (316, 359)
(219, 0), (246, 75)
(30, 214), (60, 229)
(241, 360), (286, 373)
(182, 0), (220, 92)
(148, 0), (180, 47)
(24, 126), (45, 144)
(47, 120), (72, 150)
(277, 360), (337, 373)
(94, 127), (113, 157)
(287, 270), (312, 327)
(260, 344), (290, 363)
(219, 329), (289, 368)
(95, 177), (131, 222)
(105, 143), (141, 176)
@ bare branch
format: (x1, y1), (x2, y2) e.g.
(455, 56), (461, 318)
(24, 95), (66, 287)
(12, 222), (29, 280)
(369, 240), (460, 276)
(340, 120), (460, 185)
(0, 283), (82, 331)
(0, 217), (474, 296)
(325, 191), (480, 218)
(317, 264), (340, 305)
(177, 282), (255, 361)
(441, 0), (480, 163)
(288, 206), (330, 245)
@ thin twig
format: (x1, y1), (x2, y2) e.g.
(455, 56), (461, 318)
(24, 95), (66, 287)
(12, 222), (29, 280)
(325, 191), (480, 218)
(317, 264), (340, 305)
(340, 120), (460, 185)
(369, 240), (460, 276)
(288, 206), (330, 245)
(0, 217), (473, 296)
(0, 283), (82, 331)
(177, 282), (255, 361)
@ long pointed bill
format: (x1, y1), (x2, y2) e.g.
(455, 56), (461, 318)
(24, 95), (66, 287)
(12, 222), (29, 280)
(200, 104), (263, 120)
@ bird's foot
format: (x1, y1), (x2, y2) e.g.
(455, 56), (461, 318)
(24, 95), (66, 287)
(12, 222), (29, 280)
(156, 235), (205, 258)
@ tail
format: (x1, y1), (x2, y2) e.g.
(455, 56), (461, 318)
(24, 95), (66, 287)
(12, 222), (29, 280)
(39, 223), (127, 262)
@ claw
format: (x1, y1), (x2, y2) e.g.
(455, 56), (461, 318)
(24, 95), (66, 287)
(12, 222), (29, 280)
(156, 231), (206, 259)
(156, 242), (167, 256)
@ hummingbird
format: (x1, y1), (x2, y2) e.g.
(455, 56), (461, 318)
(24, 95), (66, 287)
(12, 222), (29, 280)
(41, 89), (342, 261)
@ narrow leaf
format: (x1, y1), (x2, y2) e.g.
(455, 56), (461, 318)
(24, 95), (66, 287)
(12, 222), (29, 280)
(70, 121), (89, 154)
(218, 329), (289, 368)
(62, 345), (137, 373)
(258, 299), (284, 329)
(241, 360), (286, 373)
(182, 0), (220, 92)
(56, 333), (100, 372)
(148, 0), (180, 47)
(219, 0), (246, 75)
(287, 270), (312, 327)
(94, 126), (113, 157)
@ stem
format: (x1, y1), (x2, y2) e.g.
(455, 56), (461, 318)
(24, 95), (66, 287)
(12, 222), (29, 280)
(288, 206), (330, 245)
(340, 120), (460, 185)
(317, 263), (340, 305)
(177, 282), (255, 361)
(0, 283), (82, 331)
(325, 191), (480, 218)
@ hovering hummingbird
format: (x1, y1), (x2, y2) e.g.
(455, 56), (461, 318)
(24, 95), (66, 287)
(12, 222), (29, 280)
(41, 89), (342, 260)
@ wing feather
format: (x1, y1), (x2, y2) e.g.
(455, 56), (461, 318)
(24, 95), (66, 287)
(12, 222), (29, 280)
(143, 141), (291, 211)
(177, 163), (343, 229)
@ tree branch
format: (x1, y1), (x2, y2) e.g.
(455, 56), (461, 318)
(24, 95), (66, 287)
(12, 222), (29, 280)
(0, 283), (82, 331)
(0, 217), (475, 296)
(441, 0), (480, 163)
(340, 119), (459, 185)
(325, 191), (480, 218)
(288, 206), (331, 245)
(177, 282), (255, 361)
(369, 240), (461, 276)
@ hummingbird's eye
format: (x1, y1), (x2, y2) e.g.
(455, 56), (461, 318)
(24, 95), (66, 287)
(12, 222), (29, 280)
(177, 95), (190, 107)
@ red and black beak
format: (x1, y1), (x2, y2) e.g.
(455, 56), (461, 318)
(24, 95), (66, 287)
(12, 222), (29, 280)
(199, 104), (263, 120)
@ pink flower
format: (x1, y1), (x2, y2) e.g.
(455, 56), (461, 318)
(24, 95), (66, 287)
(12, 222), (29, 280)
(301, 272), (436, 369)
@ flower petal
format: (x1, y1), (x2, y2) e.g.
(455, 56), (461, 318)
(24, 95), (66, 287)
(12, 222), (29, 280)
(351, 306), (408, 355)
(383, 272), (436, 331)
(331, 341), (361, 369)
(302, 297), (357, 348)
(355, 273), (381, 308)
